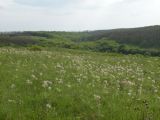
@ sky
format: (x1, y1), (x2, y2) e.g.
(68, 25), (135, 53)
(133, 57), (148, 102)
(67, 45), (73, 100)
(0, 0), (160, 31)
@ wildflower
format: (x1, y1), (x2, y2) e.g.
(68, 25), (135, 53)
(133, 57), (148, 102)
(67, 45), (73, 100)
(138, 78), (142, 81)
(128, 92), (132, 96)
(47, 55), (51, 58)
(46, 103), (52, 109)
(56, 88), (61, 93)
(66, 84), (71, 88)
(57, 79), (63, 84)
(157, 96), (160, 100)
(26, 80), (32, 85)
(122, 60), (126, 63)
(154, 89), (158, 93)
(31, 74), (36, 78)
(8, 99), (16, 103)
(152, 80), (156, 84)
(42, 80), (53, 88)
(94, 94), (101, 102)
(138, 85), (142, 95)
(11, 84), (16, 88)
(77, 78), (81, 83)
(40, 72), (43, 76)
(32, 74), (38, 80)
(42, 64), (48, 69)
(104, 80), (108, 85)
(56, 63), (62, 68)
(48, 86), (52, 90)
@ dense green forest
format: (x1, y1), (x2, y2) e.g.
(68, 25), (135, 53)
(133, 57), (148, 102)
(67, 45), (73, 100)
(0, 25), (160, 56)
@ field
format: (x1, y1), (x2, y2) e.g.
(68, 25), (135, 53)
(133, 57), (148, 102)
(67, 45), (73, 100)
(0, 47), (160, 120)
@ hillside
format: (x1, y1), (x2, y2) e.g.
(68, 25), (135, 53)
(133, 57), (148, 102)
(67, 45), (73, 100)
(0, 26), (160, 119)
(0, 25), (160, 56)
(87, 25), (160, 49)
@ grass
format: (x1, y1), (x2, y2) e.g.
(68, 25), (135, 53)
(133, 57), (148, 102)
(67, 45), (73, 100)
(0, 47), (160, 120)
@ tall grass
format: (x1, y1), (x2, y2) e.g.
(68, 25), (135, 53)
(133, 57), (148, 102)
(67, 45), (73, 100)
(0, 48), (160, 120)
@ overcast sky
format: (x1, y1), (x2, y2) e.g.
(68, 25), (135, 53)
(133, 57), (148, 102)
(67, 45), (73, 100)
(0, 0), (160, 31)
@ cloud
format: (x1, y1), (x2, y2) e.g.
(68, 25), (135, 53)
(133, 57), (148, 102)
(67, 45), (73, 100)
(0, 5), (3, 9)
(0, 0), (13, 7)
(14, 0), (72, 8)
(13, 0), (121, 10)
(0, 0), (160, 31)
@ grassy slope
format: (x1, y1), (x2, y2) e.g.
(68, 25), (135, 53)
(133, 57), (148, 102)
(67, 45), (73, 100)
(0, 48), (160, 120)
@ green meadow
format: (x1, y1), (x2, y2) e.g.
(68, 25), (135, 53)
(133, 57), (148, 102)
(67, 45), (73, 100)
(0, 47), (160, 120)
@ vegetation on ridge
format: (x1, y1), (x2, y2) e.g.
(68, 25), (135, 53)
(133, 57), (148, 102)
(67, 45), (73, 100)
(0, 25), (160, 56)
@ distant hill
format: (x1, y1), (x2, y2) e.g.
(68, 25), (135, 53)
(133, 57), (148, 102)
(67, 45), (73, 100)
(0, 25), (160, 56)
(85, 25), (160, 49)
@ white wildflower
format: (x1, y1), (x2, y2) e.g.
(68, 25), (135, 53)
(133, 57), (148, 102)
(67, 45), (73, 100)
(157, 96), (160, 100)
(31, 74), (36, 78)
(40, 72), (43, 76)
(42, 80), (53, 88)
(104, 80), (108, 85)
(66, 84), (71, 88)
(154, 89), (158, 93)
(48, 86), (52, 90)
(94, 94), (101, 101)
(57, 79), (63, 84)
(8, 99), (16, 103)
(11, 84), (16, 88)
(46, 103), (52, 109)
(128, 92), (132, 96)
(26, 80), (32, 85)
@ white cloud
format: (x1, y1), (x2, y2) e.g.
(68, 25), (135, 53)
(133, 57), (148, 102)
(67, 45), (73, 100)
(0, 0), (13, 8)
(0, 0), (160, 31)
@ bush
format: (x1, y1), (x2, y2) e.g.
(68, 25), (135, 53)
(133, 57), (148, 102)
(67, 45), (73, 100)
(28, 45), (42, 51)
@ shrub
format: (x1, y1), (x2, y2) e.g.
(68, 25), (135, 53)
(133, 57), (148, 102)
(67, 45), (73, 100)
(28, 45), (42, 51)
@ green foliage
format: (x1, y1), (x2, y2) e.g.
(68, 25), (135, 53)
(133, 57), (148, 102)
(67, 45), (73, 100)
(0, 25), (160, 56)
(77, 39), (160, 57)
(94, 38), (119, 52)
(87, 25), (160, 49)
(28, 45), (43, 51)
(0, 35), (40, 46)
